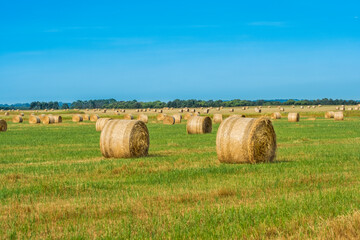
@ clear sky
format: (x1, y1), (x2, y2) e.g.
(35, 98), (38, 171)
(0, 1), (359, 103)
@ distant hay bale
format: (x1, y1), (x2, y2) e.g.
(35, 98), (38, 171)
(124, 114), (133, 120)
(347, 107), (353, 111)
(355, 107), (359, 110)
(100, 120), (149, 158)
(53, 116), (62, 123)
(334, 112), (344, 121)
(192, 109), (196, 113)
(183, 113), (193, 120)
(178, 109), (183, 113)
(163, 116), (175, 125)
(288, 113), (300, 122)
(156, 113), (166, 121)
(158, 110), (163, 113)
(216, 116), (276, 164)
(213, 114), (223, 123)
(203, 109), (210, 114)
(0, 119), (7, 132)
(300, 106), (304, 109)
(216, 107), (220, 111)
(186, 116), (212, 134)
(268, 106), (271, 108)
(279, 107), (285, 112)
(83, 114), (90, 121)
(229, 108), (234, 112)
(242, 107), (246, 110)
(137, 114), (148, 123)
(312, 106), (316, 109)
(325, 111), (335, 119)
(102, 109), (107, 113)
(72, 114), (83, 122)
(335, 107), (339, 110)
(340, 107), (345, 111)
(307, 106), (311, 109)
(4, 112), (9, 116)
(292, 105), (295, 108)
(12, 116), (23, 123)
(20, 113), (24, 116)
(90, 114), (99, 122)
(271, 112), (281, 119)
(136, 109), (139, 112)
(29, 115), (40, 124)
(255, 108), (261, 113)
(173, 114), (182, 123)
(96, 118), (112, 131)
(42, 115), (55, 124)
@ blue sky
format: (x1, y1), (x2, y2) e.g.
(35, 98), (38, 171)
(0, 1), (359, 103)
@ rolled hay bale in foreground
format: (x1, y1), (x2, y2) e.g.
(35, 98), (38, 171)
(216, 116), (276, 164)
(213, 114), (223, 123)
(12, 116), (23, 123)
(156, 113), (166, 121)
(29, 115), (41, 124)
(137, 114), (148, 123)
(0, 119), (7, 132)
(100, 120), (149, 158)
(186, 116), (212, 134)
(334, 112), (344, 121)
(42, 115), (55, 124)
(96, 118), (112, 131)
(90, 114), (99, 122)
(124, 114), (133, 120)
(255, 108), (261, 113)
(271, 112), (281, 120)
(163, 115), (175, 125)
(72, 114), (83, 122)
(288, 113), (300, 122)
(325, 111), (335, 119)
(183, 113), (193, 120)
(39, 114), (46, 121)
(53, 116), (62, 123)
(173, 114), (182, 123)
(83, 114), (90, 121)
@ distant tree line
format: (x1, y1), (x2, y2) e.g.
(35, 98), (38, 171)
(2, 98), (358, 110)
(68, 98), (360, 109)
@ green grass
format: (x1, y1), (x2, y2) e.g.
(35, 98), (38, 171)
(1, 116), (360, 239)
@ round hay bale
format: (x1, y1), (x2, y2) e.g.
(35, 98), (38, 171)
(90, 114), (100, 122)
(192, 109), (196, 113)
(83, 114), (90, 121)
(4, 112), (9, 116)
(300, 106), (304, 109)
(255, 108), (261, 113)
(186, 116), (212, 134)
(271, 112), (281, 120)
(124, 114), (133, 120)
(216, 116), (276, 164)
(183, 113), (193, 120)
(0, 119), (7, 132)
(39, 114), (46, 121)
(29, 115), (41, 124)
(53, 116), (62, 123)
(156, 113), (166, 121)
(288, 113), (299, 122)
(136, 109), (139, 112)
(163, 116), (175, 125)
(279, 107), (285, 112)
(242, 107), (246, 110)
(213, 114), (223, 123)
(335, 107), (339, 110)
(102, 109), (107, 113)
(307, 106), (311, 109)
(178, 109), (183, 113)
(229, 108), (234, 112)
(203, 109), (210, 114)
(340, 107), (345, 111)
(137, 114), (148, 123)
(173, 114), (182, 123)
(100, 120), (149, 158)
(42, 115), (55, 124)
(325, 111), (335, 119)
(347, 107), (353, 111)
(20, 113), (24, 116)
(12, 116), (23, 123)
(96, 118), (112, 131)
(216, 107), (220, 111)
(158, 109), (163, 113)
(334, 112), (344, 121)
(72, 114), (83, 122)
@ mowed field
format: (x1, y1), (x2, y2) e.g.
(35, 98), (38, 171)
(1, 107), (360, 239)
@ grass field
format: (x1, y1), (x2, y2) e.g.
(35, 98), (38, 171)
(1, 110), (360, 239)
